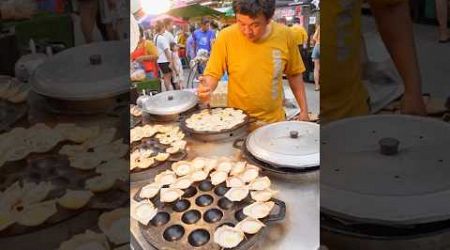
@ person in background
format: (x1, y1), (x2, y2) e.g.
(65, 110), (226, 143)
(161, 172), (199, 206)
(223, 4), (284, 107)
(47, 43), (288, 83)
(192, 17), (216, 74)
(163, 18), (176, 44)
(192, 17), (216, 55)
(290, 18), (308, 50)
(198, 0), (310, 123)
(77, 0), (98, 43)
(154, 21), (174, 91)
(210, 21), (219, 38)
(186, 26), (197, 63)
(435, 0), (449, 42)
(311, 24), (320, 91)
(176, 25), (188, 48)
(98, 0), (127, 40)
(130, 30), (159, 79)
(170, 42), (184, 89)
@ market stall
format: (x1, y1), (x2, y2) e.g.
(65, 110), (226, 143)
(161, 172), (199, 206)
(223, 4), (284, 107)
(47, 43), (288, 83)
(129, 90), (320, 249)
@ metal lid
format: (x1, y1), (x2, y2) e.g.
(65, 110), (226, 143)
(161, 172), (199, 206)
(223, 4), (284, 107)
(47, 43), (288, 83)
(141, 90), (198, 116)
(246, 121), (320, 168)
(31, 41), (129, 100)
(321, 115), (450, 225)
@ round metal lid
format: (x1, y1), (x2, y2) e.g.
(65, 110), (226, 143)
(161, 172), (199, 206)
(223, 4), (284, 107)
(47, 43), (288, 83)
(246, 121), (320, 168)
(321, 115), (450, 225)
(31, 41), (129, 100)
(141, 90), (198, 116)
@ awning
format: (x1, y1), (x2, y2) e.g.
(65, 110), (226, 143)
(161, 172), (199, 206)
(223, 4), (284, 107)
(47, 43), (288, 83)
(167, 3), (223, 19)
(215, 7), (234, 17)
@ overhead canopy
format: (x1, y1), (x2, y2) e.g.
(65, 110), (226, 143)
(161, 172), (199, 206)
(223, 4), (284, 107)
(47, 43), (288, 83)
(215, 7), (234, 17)
(167, 3), (223, 19)
(150, 14), (187, 25)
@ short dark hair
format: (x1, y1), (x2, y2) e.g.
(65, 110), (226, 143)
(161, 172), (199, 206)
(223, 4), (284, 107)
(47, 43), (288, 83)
(163, 18), (172, 27)
(232, 0), (275, 20)
(210, 21), (219, 29)
(201, 17), (210, 24)
(170, 42), (177, 50)
(155, 21), (164, 33)
(190, 26), (196, 33)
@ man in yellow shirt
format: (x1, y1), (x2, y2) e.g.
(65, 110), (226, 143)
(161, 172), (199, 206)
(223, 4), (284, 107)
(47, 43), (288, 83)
(198, 0), (310, 123)
(321, 0), (426, 123)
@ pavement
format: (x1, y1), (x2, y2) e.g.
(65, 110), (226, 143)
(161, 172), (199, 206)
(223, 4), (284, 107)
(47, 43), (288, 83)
(362, 15), (450, 99)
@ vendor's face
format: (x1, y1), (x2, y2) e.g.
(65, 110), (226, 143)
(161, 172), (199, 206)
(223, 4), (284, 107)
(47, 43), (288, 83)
(236, 13), (270, 42)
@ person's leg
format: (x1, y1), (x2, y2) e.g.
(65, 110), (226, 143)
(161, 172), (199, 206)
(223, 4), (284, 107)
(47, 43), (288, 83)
(436, 0), (449, 41)
(104, 23), (119, 40)
(78, 0), (98, 43)
(163, 73), (172, 91)
(313, 59), (320, 91)
(312, 44), (320, 90)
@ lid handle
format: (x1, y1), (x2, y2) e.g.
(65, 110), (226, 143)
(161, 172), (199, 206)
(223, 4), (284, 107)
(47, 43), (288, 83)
(379, 137), (400, 156)
(290, 130), (299, 139)
(89, 54), (102, 65)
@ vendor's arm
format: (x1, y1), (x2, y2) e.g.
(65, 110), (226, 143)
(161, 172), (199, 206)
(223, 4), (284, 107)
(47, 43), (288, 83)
(286, 31), (310, 121)
(199, 32), (227, 104)
(288, 74), (309, 121)
(369, 0), (426, 115)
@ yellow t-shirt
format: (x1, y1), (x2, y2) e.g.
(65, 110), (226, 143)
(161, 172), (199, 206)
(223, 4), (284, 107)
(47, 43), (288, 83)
(290, 25), (308, 46)
(321, 0), (406, 124)
(177, 33), (187, 47)
(204, 22), (305, 123)
(321, 1), (367, 124)
(144, 40), (159, 57)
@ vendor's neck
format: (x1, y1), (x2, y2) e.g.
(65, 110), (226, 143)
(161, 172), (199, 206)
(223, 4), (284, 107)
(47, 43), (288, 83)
(258, 21), (273, 42)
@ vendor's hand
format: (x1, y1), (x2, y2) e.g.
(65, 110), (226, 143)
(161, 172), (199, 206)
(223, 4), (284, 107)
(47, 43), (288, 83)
(400, 92), (427, 116)
(197, 76), (211, 104)
(297, 111), (311, 121)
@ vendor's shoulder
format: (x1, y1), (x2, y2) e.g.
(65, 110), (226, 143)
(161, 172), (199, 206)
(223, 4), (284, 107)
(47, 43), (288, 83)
(273, 21), (290, 34)
(218, 24), (239, 38)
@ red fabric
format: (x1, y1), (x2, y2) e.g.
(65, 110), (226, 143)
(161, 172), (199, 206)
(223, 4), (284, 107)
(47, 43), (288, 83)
(131, 46), (159, 77)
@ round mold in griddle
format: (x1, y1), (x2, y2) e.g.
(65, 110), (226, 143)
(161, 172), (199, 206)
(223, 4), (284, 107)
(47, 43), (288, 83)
(195, 194), (214, 207)
(173, 199), (191, 212)
(182, 186), (198, 198)
(0, 175), (6, 185)
(198, 179), (213, 191)
(163, 224), (185, 242)
(214, 183), (229, 196)
(188, 229), (210, 247)
(235, 209), (247, 221)
(181, 209), (201, 224)
(28, 172), (42, 182)
(204, 208), (223, 223)
(51, 176), (71, 186)
(218, 197), (235, 210)
(150, 212), (170, 226)
(46, 166), (57, 176)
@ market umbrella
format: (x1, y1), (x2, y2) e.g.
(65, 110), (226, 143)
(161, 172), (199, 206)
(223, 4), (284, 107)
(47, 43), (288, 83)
(150, 14), (187, 25)
(167, 3), (223, 19)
